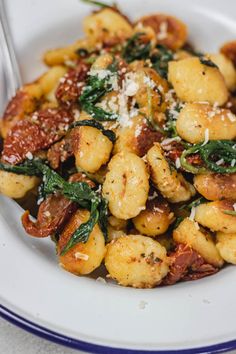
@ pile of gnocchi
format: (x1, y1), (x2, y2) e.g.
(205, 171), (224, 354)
(1, 0), (236, 288)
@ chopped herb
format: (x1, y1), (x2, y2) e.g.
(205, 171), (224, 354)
(179, 197), (207, 211)
(76, 48), (89, 57)
(170, 198), (206, 229)
(84, 56), (97, 64)
(199, 57), (218, 68)
(81, 0), (110, 8)
(0, 159), (109, 253)
(180, 140), (236, 174)
(79, 71), (119, 121)
(82, 102), (119, 121)
(122, 33), (151, 63)
(79, 75), (108, 104)
(223, 210), (236, 216)
(0, 160), (41, 176)
(97, 197), (109, 240)
(164, 104), (181, 137)
(70, 119), (116, 143)
(151, 45), (174, 79)
(172, 216), (184, 229)
(61, 203), (100, 255)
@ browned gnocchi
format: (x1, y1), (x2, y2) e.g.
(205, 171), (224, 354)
(58, 209), (106, 275)
(216, 232), (236, 264)
(173, 218), (223, 267)
(168, 57), (228, 105)
(132, 197), (174, 236)
(176, 103), (236, 144)
(105, 235), (169, 288)
(147, 143), (195, 203)
(195, 200), (236, 234)
(102, 152), (149, 219)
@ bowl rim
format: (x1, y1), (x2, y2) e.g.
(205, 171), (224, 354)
(0, 304), (235, 354)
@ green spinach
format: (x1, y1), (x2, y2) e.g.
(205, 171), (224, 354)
(122, 33), (151, 63)
(0, 159), (109, 254)
(180, 140), (236, 174)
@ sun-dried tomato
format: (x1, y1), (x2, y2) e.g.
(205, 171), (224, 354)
(22, 193), (77, 238)
(47, 135), (73, 169)
(220, 40), (236, 66)
(162, 141), (184, 161)
(1, 108), (73, 164)
(136, 124), (163, 156)
(55, 62), (89, 107)
(186, 154), (203, 165)
(1, 90), (38, 138)
(136, 14), (187, 50)
(21, 172), (95, 238)
(163, 243), (218, 285)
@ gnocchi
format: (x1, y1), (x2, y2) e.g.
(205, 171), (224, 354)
(105, 235), (169, 288)
(216, 232), (236, 264)
(0, 171), (39, 199)
(58, 209), (106, 275)
(83, 8), (133, 43)
(147, 143), (195, 203)
(195, 200), (236, 234)
(133, 197), (174, 236)
(102, 152), (149, 219)
(176, 103), (236, 144)
(72, 125), (113, 173)
(168, 57), (228, 105)
(208, 53), (236, 91)
(173, 218), (223, 267)
(194, 173), (236, 201)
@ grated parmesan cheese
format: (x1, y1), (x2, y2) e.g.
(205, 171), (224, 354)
(161, 136), (181, 145)
(65, 60), (76, 68)
(59, 77), (66, 83)
(139, 300), (148, 309)
(124, 81), (139, 96)
(138, 206), (146, 212)
(89, 69), (111, 80)
(226, 112), (236, 122)
(153, 207), (164, 213)
(73, 109), (80, 120)
(37, 197), (44, 205)
(143, 75), (156, 89)
(134, 125), (142, 137)
(189, 207), (196, 221)
(25, 152), (33, 160)
(148, 191), (158, 200)
(157, 21), (168, 40)
(202, 128), (209, 146)
(175, 157), (181, 169)
(215, 158), (224, 166)
(74, 252), (89, 261)
(96, 277), (107, 284)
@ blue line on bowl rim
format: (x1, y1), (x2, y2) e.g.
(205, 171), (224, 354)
(0, 304), (235, 354)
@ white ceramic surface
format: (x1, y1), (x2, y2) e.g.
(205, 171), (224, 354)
(1, 0), (236, 352)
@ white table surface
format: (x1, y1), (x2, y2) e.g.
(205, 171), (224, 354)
(0, 316), (236, 354)
(0, 317), (83, 354)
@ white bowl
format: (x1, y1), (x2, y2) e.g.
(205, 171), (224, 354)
(1, 0), (236, 352)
